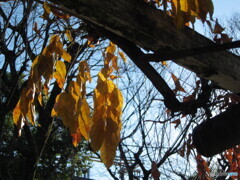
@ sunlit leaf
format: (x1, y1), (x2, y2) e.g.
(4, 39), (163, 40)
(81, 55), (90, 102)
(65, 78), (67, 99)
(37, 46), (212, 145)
(65, 29), (73, 42)
(90, 116), (105, 152)
(100, 118), (121, 168)
(13, 101), (24, 130)
(119, 51), (127, 62)
(61, 49), (71, 62)
(53, 60), (66, 89)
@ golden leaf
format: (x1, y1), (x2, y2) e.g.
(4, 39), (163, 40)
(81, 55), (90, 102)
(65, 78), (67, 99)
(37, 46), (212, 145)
(26, 103), (36, 125)
(119, 51), (127, 62)
(100, 118), (121, 168)
(13, 101), (24, 129)
(90, 117), (105, 152)
(105, 42), (116, 62)
(53, 60), (66, 89)
(78, 98), (92, 140)
(65, 29), (73, 42)
(61, 49), (71, 62)
(38, 93), (43, 106)
(51, 92), (77, 131)
(112, 56), (118, 71)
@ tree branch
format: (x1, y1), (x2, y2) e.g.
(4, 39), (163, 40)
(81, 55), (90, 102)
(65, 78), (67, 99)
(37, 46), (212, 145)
(143, 40), (240, 62)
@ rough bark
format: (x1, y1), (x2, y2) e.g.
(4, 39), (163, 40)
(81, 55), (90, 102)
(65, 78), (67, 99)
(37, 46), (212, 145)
(48, 0), (240, 93)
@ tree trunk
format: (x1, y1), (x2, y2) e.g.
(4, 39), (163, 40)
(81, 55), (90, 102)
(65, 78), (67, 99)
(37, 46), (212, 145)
(49, 0), (240, 93)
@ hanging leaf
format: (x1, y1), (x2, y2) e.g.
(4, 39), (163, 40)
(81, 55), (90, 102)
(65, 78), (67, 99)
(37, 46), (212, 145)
(171, 73), (186, 93)
(90, 115), (106, 151)
(53, 60), (66, 89)
(13, 101), (24, 131)
(65, 29), (73, 42)
(100, 118), (121, 168)
(212, 20), (225, 34)
(119, 51), (127, 62)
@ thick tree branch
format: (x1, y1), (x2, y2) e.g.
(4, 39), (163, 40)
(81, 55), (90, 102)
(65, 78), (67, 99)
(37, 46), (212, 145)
(143, 40), (240, 62)
(46, 0), (240, 93)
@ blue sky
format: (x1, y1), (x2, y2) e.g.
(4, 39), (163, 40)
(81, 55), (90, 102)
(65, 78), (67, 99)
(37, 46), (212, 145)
(213, 0), (240, 18)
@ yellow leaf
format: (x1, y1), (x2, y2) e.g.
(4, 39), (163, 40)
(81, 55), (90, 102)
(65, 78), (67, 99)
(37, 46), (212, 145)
(119, 51), (127, 62)
(112, 56), (118, 71)
(26, 103), (36, 125)
(100, 118), (121, 168)
(65, 30), (73, 42)
(93, 89), (106, 108)
(106, 42), (116, 54)
(54, 60), (66, 88)
(105, 42), (116, 62)
(90, 117), (105, 152)
(68, 81), (81, 100)
(61, 49), (71, 62)
(51, 92), (77, 132)
(38, 93), (43, 106)
(31, 55), (42, 82)
(78, 98), (92, 140)
(13, 101), (24, 129)
(19, 88), (29, 116)
(109, 87), (123, 112)
(55, 60), (66, 77)
(31, 54), (54, 88)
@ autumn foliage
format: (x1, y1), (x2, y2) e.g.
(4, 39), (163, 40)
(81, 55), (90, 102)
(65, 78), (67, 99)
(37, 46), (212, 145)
(1, 0), (239, 179)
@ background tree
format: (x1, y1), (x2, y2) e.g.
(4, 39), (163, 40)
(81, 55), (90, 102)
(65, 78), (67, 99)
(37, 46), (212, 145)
(0, 1), (93, 178)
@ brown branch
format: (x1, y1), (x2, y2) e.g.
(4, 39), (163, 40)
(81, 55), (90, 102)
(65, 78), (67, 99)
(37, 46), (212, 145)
(143, 40), (240, 62)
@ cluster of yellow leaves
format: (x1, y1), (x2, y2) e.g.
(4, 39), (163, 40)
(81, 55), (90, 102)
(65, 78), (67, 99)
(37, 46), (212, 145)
(13, 35), (71, 134)
(90, 42), (123, 168)
(13, 31), (124, 168)
(170, 0), (214, 28)
(52, 61), (92, 147)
